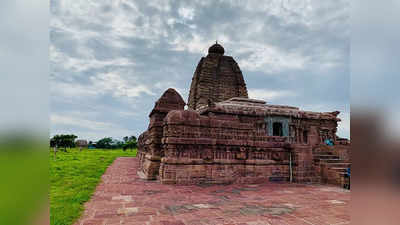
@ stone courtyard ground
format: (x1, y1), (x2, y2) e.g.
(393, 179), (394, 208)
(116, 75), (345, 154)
(75, 157), (350, 225)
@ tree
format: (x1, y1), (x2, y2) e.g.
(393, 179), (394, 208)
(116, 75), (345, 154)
(123, 135), (137, 151)
(50, 134), (78, 151)
(113, 140), (124, 149)
(96, 137), (113, 149)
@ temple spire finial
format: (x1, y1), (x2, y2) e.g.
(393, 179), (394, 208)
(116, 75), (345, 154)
(208, 41), (224, 55)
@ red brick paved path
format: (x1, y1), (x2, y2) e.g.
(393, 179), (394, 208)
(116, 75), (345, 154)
(75, 157), (350, 225)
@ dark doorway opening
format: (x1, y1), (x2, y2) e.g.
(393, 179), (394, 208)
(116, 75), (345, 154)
(303, 131), (308, 143)
(273, 122), (283, 136)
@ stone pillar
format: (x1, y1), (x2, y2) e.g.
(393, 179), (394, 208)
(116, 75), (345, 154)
(292, 144), (317, 183)
(308, 126), (320, 147)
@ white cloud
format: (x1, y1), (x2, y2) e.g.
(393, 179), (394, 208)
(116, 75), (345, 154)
(108, 3), (168, 41)
(170, 33), (231, 54)
(91, 72), (155, 98)
(51, 82), (98, 98)
(52, 0), (169, 49)
(51, 72), (155, 99)
(237, 43), (308, 73)
(178, 7), (195, 20)
(147, 0), (171, 12)
(248, 89), (297, 101)
(171, 33), (209, 54)
(154, 81), (188, 100)
(228, 0), (348, 28)
(51, 114), (113, 131)
(50, 45), (135, 72)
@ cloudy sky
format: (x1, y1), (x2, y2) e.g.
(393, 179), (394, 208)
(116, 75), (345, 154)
(50, 0), (350, 141)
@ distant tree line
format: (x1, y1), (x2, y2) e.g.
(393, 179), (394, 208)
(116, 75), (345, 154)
(50, 134), (77, 151)
(50, 134), (137, 151)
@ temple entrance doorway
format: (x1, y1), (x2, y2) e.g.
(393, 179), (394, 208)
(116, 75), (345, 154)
(273, 122), (283, 136)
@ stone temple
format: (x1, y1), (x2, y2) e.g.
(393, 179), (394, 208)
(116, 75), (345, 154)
(137, 43), (350, 186)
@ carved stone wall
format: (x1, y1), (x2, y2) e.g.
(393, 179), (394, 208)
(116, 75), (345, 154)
(158, 110), (291, 184)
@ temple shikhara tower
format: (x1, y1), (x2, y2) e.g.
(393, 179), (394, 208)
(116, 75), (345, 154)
(137, 43), (350, 186)
(188, 42), (248, 110)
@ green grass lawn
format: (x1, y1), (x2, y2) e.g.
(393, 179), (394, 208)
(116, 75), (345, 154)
(50, 148), (137, 225)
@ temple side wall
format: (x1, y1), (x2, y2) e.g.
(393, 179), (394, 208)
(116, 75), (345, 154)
(158, 110), (292, 184)
(139, 93), (343, 185)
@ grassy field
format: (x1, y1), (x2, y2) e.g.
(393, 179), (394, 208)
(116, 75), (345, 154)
(50, 148), (137, 225)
